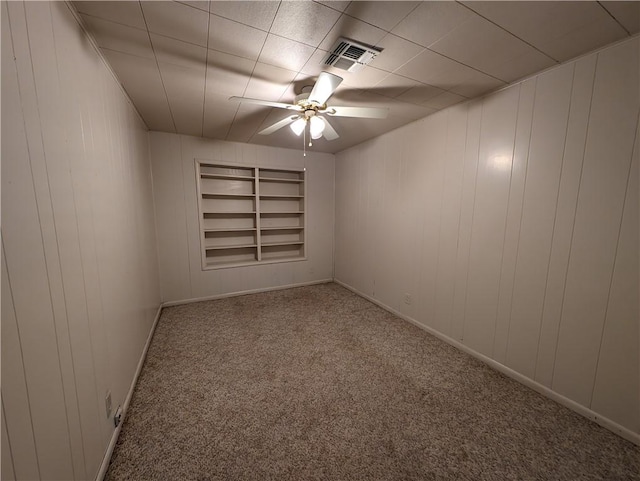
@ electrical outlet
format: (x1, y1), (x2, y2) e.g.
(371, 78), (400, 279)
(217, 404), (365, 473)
(105, 391), (112, 419)
(114, 406), (123, 428)
(404, 293), (412, 305)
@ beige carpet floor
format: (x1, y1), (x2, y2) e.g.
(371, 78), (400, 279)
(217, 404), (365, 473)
(106, 283), (639, 480)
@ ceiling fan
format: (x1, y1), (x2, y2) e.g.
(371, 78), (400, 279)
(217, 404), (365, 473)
(229, 72), (388, 143)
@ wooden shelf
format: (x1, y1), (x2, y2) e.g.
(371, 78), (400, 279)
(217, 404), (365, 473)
(259, 177), (304, 183)
(202, 192), (255, 198)
(205, 244), (257, 251)
(201, 173), (254, 181)
(262, 241), (304, 247)
(204, 228), (257, 233)
(260, 226), (304, 231)
(259, 194), (303, 199)
(260, 211), (304, 215)
(203, 211), (256, 215)
(197, 161), (305, 270)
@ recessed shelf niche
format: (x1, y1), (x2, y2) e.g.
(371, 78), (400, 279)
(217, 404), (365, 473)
(196, 161), (306, 269)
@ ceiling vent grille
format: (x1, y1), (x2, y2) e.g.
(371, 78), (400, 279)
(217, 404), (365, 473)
(323, 37), (382, 73)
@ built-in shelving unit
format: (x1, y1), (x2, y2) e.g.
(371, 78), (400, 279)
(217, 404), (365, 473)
(196, 161), (306, 269)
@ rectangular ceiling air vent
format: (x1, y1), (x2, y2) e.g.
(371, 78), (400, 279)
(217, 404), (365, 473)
(323, 37), (382, 73)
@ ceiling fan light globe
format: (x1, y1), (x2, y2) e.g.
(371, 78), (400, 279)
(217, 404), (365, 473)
(310, 116), (325, 139)
(290, 118), (306, 136)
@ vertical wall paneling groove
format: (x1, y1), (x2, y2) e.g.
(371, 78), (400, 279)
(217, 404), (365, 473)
(590, 116), (639, 431)
(505, 63), (574, 378)
(534, 54), (598, 387)
(462, 86), (520, 356)
(450, 100), (482, 342)
(150, 133), (191, 301)
(492, 78), (536, 364)
(49, 3), (105, 475)
(432, 104), (468, 337)
(2, 3), (76, 478)
(551, 39), (639, 407)
(334, 36), (640, 439)
(1, 401), (16, 481)
(1, 241), (41, 480)
(2, 2), (162, 479)
(416, 114), (447, 327)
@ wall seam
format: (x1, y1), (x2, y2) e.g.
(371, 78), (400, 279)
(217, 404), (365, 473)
(588, 110), (640, 408)
(1, 398), (17, 479)
(459, 100), (484, 343)
(550, 52), (600, 389)
(533, 63), (578, 380)
(50, 5), (107, 473)
(7, 3), (76, 477)
(493, 82), (526, 359)
(0, 237), (42, 480)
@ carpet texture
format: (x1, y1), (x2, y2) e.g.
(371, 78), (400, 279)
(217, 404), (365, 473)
(106, 283), (640, 480)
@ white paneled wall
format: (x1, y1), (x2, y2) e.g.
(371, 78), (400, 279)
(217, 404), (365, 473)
(1, 2), (161, 480)
(335, 37), (639, 441)
(150, 132), (335, 303)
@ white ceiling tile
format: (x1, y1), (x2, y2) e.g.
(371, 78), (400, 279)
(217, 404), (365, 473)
(395, 49), (477, 88)
(370, 34), (424, 73)
(243, 62), (298, 100)
(341, 66), (390, 89)
(391, 1), (474, 47)
(447, 69), (505, 98)
(422, 91), (466, 110)
(258, 35), (316, 72)
(344, 2), (420, 32)
(206, 49), (255, 98)
(209, 1), (278, 31)
(488, 48), (556, 83)
(159, 61), (205, 136)
(373, 74), (421, 98)
(328, 84), (367, 104)
(176, 1), (209, 13)
(601, 1), (640, 34)
(150, 33), (207, 72)
(396, 82), (446, 104)
(101, 49), (174, 132)
(74, 1), (146, 29)
(462, 1), (628, 62)
(76, 0), (634, 154)
(299, 48), (350, 79)
(318, 13), (387, 51)
(314, 1), (351, 13)
(226, 103), (271, 143)
(270, 1), (341, 47)
(81, 14), (154, 59)
(540, 16), (628, 61)
(203, 104), (236, 139)
(208, 15), (267, 60)
(429, 15), (553, 80)
(141, 1), (209, 47)
(355, 91), (436, 120)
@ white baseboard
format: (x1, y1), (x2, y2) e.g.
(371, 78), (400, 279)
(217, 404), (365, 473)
(161, 278), (334, 307)
(334, 279), (640, 447)
(95, 304), (163, 481)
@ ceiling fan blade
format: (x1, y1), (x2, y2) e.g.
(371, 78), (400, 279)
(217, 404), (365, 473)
(229, 96), (300, 111)
(258, 116), (300, 135)
(325, 105), (388, 119)
(320, 116), (339, 141)
(308, 72), (343, 105)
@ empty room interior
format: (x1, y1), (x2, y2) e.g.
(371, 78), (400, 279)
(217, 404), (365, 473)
(2, 0), (639, 480)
